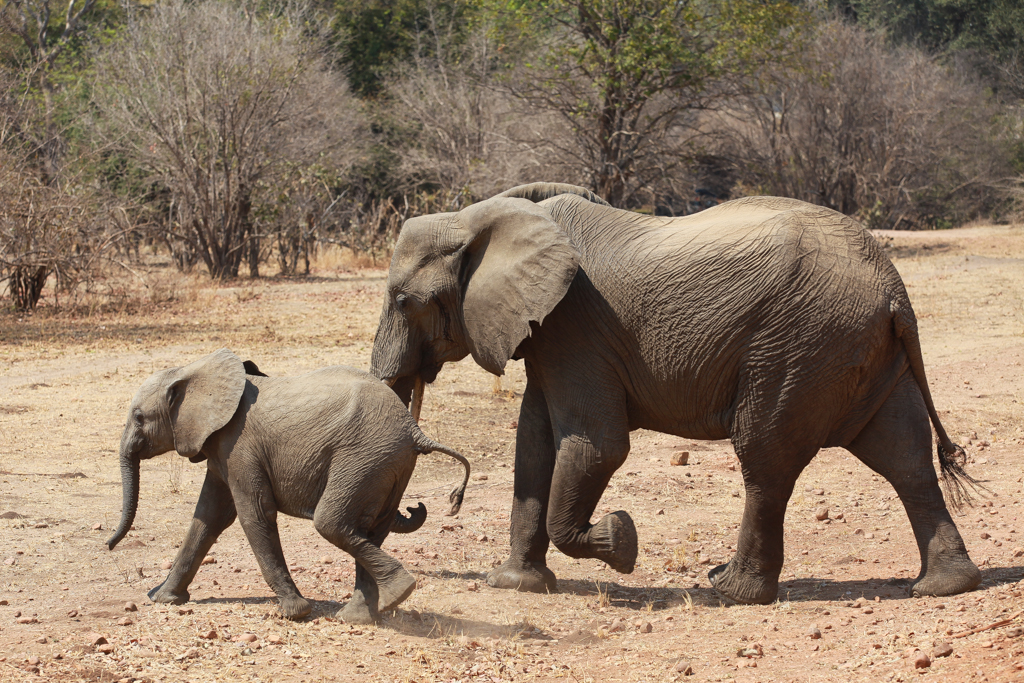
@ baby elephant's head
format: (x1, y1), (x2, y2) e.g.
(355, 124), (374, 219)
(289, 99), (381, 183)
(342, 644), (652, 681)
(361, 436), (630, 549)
(108, 348), (247, 550)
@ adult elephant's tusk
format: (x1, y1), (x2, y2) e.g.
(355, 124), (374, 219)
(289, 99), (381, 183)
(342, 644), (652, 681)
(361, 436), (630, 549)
(410, 374), (424, 424)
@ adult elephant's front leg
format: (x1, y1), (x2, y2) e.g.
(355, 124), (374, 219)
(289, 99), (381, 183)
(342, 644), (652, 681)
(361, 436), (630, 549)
(149, 470), (237, 605)
(486, 380), (558, 593)
(545, 431), (635, 573)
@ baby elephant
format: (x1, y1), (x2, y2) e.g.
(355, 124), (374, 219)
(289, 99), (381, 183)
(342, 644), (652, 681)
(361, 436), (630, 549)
(107, 349), (469, 624)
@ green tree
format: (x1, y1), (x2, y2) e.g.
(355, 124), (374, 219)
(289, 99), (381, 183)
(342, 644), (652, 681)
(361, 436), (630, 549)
(492, 0), (811, 207)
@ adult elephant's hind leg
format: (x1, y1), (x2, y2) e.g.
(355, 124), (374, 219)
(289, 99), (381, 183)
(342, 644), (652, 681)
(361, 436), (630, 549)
(487, 378), (558, 593)
(847, 371), (980, 597)
(708, 442), (814, 605)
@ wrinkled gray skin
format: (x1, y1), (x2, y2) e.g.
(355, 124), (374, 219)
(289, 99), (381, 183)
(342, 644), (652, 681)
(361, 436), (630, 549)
(370, 182), (981, 605)
(108, 350), (469, 623)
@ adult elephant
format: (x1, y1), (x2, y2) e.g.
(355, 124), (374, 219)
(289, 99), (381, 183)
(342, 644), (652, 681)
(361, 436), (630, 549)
(370, 182), (981, 604)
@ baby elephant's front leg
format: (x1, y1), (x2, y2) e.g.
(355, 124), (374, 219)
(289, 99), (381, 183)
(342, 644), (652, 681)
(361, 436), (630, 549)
(150, 471), (237, 605)
(235, 493), (311, 620)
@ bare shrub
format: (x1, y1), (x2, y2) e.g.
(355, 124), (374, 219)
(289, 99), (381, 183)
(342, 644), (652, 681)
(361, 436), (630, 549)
(92, 0), (365, 279)
(721, 21), (1010, 228)
(0, 68), (122, 311)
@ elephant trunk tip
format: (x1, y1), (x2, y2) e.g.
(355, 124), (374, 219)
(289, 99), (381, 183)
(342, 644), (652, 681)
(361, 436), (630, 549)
(106, 529), (128, 551)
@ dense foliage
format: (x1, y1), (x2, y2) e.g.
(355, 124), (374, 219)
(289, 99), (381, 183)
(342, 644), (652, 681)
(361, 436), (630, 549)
(1, 0), (1022, 307)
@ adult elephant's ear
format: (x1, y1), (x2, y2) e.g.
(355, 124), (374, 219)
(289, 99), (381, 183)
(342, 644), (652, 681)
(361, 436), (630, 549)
(167, 348), (246, 458)
(455, 196), (579, 375)
(497, 182), (610, 207)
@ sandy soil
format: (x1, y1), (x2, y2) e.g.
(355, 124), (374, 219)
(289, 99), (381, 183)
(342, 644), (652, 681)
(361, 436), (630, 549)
(0, 226), (1022, 683)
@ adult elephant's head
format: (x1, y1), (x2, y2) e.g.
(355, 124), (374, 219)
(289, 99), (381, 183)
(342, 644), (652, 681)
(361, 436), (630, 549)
(370, 183), (607, 414)
(107, 349), (246, 550)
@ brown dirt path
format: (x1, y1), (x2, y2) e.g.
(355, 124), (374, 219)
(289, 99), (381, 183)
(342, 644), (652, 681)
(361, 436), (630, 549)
(0, 228), (1022, 683)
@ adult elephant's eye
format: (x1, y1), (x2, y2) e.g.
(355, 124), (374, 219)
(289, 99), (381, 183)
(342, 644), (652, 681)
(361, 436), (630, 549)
(395, 293), (408, 310)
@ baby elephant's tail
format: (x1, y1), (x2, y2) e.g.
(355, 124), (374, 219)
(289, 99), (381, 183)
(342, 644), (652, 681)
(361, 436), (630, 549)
(413, 428), (471, 516)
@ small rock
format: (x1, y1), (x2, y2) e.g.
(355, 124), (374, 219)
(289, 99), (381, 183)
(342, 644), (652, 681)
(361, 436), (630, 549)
(812, 488), (824, 495)
(980, 532), (990, 540)
(466, 581), (478, 592)
(91, 523), (103, 531)
(177, 607), (193, 615)
(854, 528), (864, 535)
(320, 556), (333, 564)
(199, 629), (217, 640)
(87, 633), (107, 646)
(117, 617), (133, 626)
(640, 621), (652, 633)
(656, 509), (665, 515)
(474, 474), (488, 481)
(607, 618), (624, 633)
(161, 561), (173, 570)
(911, 651), (930, 669)
(476, 534), (488, 542)
(124, 602), (138, 612)
(16, 617), (38, 624)
(865, 532), (875, 539)
(267, 634), (284, 644)
(815, 507), (829, 521)
(35, 636), (47, 644)
(673, 660), (694, 675)
(670, 451), (689, 466)
(234, 633), (258, 643)
(97, 643), (115, 654)
(807, 625), (822, 639)
(201, 556), (216, 565)
(932, 642), (953, 658)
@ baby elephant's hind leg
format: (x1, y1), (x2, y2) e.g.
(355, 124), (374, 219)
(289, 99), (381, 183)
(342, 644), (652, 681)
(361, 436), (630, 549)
(315, 513), (415, 624)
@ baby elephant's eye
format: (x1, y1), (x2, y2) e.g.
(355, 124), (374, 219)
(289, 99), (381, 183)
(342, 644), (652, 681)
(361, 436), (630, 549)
(134, 410), (144, 425)
(395, 293), (409, 309)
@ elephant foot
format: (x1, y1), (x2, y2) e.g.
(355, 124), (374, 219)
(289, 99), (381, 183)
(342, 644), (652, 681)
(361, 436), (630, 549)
(378, 570), (417, 613)
(911, 556), (981, 597)
(278, 595), (312, 621)
(149, 582), (189, 605)
(337, 592), (379, 625)
(591, 511), (637, 574)
(486, 558), (556, 593)
(708, 560), (778, 605)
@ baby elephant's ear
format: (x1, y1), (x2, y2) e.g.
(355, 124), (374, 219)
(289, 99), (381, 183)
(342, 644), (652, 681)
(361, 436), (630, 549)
(167, 349), (246, 458)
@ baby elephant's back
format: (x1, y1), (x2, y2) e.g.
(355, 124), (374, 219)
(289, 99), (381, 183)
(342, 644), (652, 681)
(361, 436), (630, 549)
(259, 365), (416, 449)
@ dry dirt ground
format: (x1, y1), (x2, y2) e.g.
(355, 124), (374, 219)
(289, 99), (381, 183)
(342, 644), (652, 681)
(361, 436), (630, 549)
(1, 226), (1023, 683)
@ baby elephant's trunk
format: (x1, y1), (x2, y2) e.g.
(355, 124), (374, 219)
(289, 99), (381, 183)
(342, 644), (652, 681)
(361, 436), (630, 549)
(413, 430), (470, 516)
(107, 441), (140, 550)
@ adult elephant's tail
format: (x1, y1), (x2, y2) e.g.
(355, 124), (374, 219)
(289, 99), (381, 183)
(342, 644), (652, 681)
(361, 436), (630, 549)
(412, 428), (471, 516)
(892, 296), (983, 511)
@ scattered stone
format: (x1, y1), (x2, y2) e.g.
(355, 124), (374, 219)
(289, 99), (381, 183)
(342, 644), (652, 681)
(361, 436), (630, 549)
(87, 633), (107, 646)
(474, 474), (488, 481)
(16, 617), (38, 624)
(834, 512), (844, 520)
(234, 633), (258, 643)
(117, 617), (133, 626)
(911, 651), (931, 669)
(267, 634), (284, 644)
(640, 621), (652, 633)
(807, 625), (822, 639)
(815, 507), (829, 521)
(91, 523), (102, 531)
(201, 556), (216, 565)
(865, 532), (875, 539)
(813, 488), (824, 495)
(607, 618), (625, 633)
(981, 532), (991, 540)
(673, 660), (694, 675)
(199, 629), (218, 640)
(854, 528), (864, 535)
(124, 602), (138, 612)
(670, 451), (689, 466)
(932, 642), (953, 659)
(177, 608), (193, 615)
(97, 643), (115, 655)
(466, 581), (478, 592)
(161, 561), (173, 570)
(320, 556), (333, 564)
(35, 636), (46, 644)
(27, 656), (40, 666)
(476, 534), (488, 542)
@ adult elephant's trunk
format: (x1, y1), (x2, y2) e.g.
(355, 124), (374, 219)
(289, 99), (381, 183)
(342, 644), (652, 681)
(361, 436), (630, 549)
(107, 443), (139, 550)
